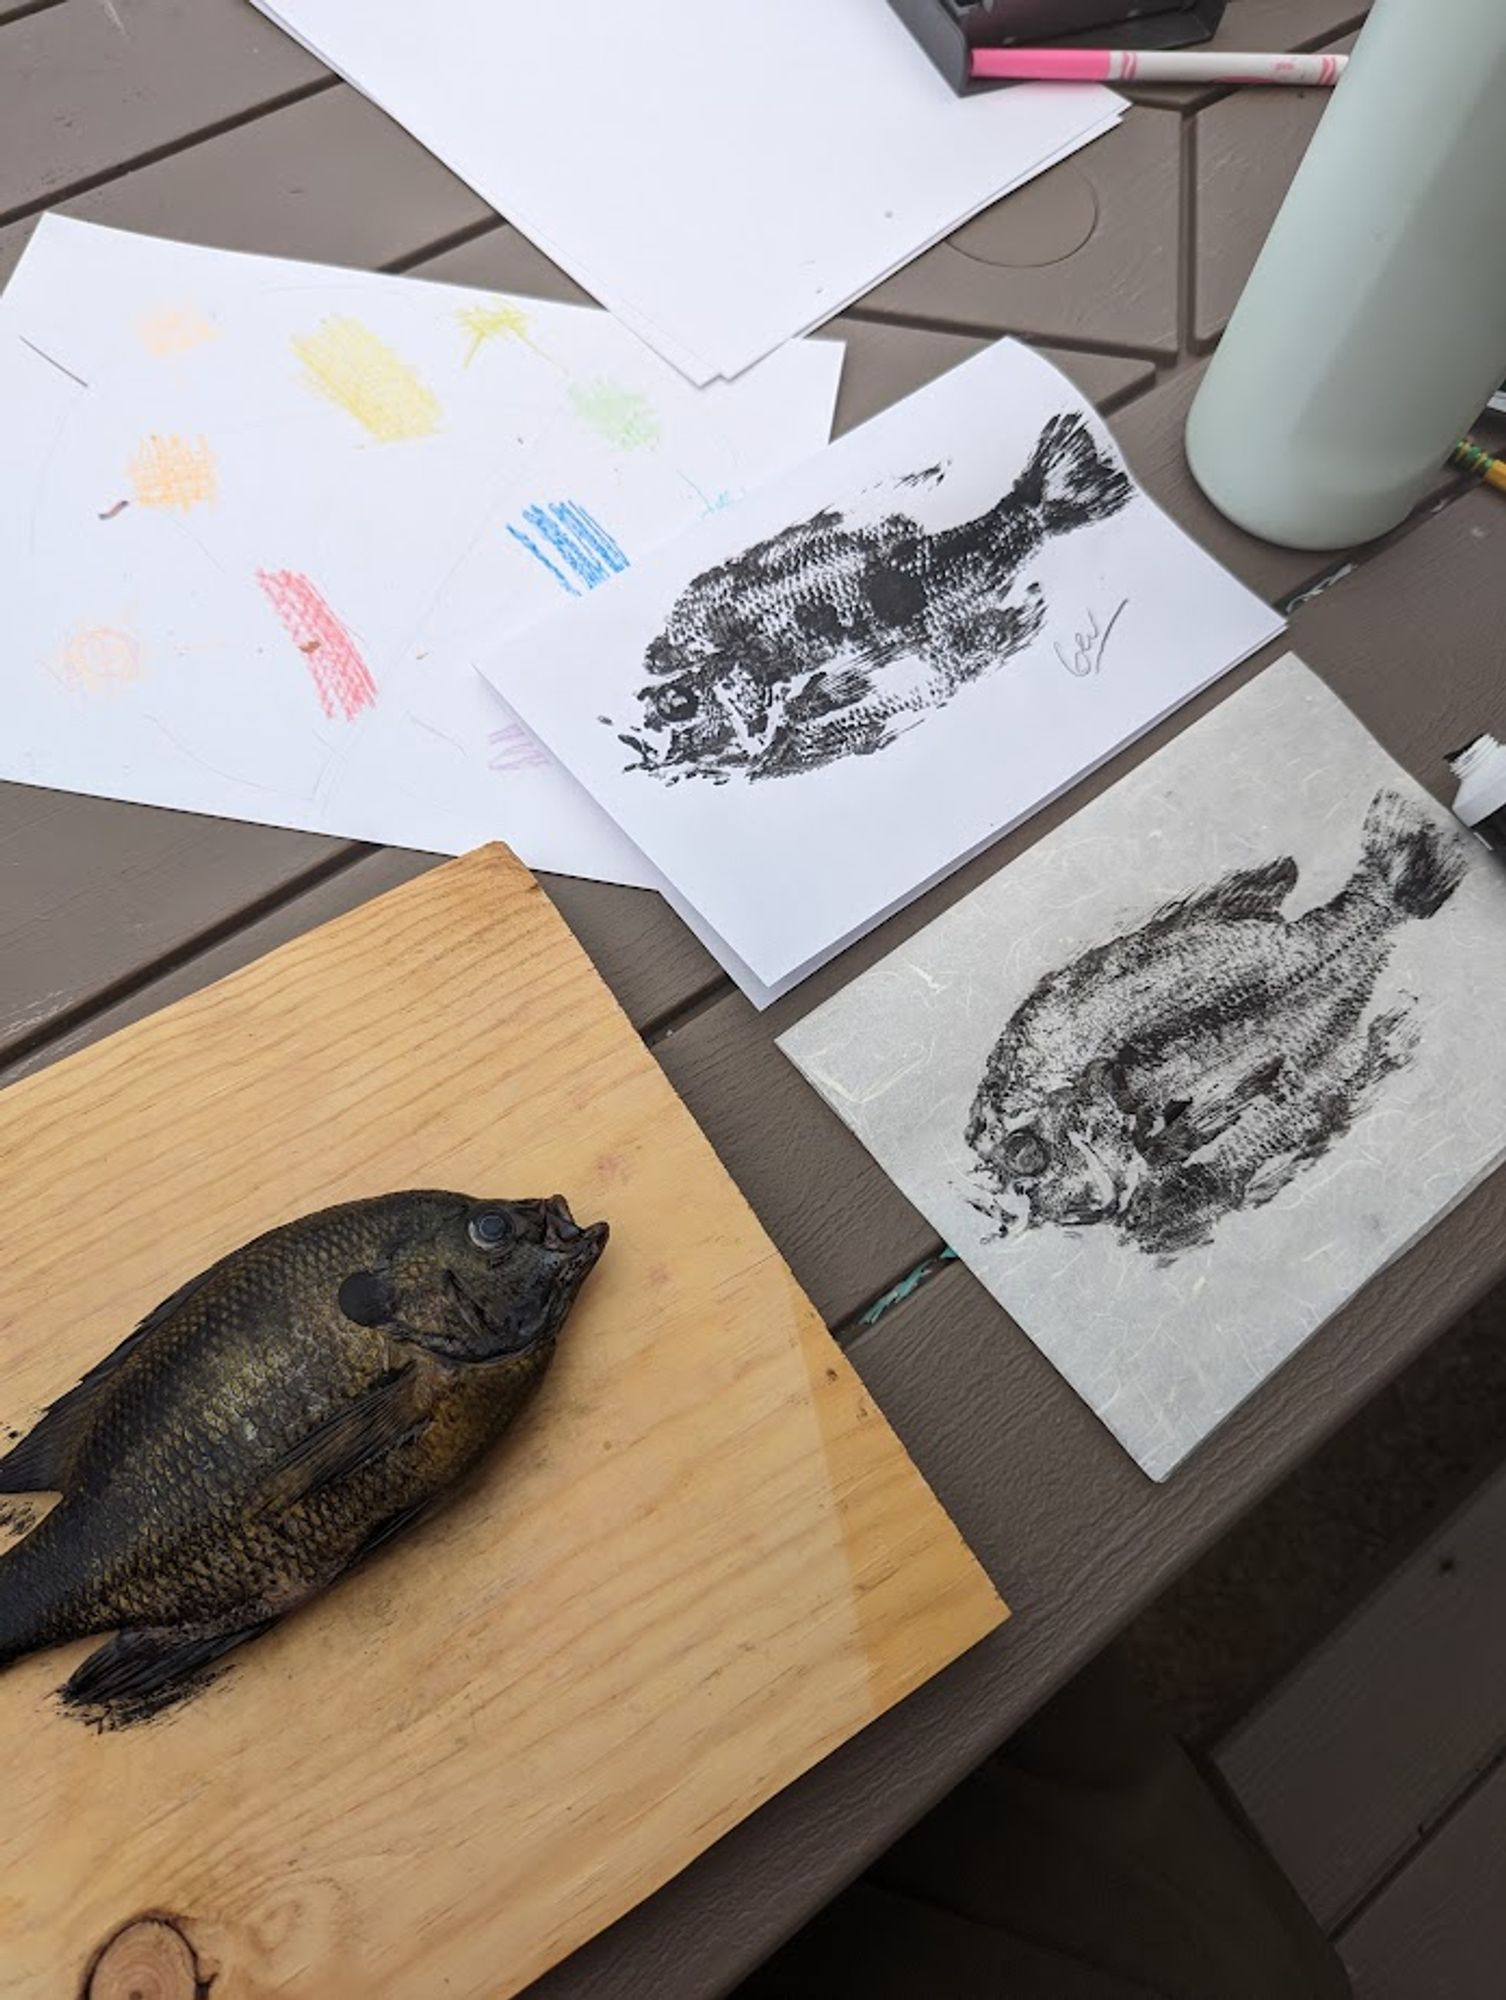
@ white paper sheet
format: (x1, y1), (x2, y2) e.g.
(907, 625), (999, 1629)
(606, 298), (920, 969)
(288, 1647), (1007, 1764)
(244, 0), (1120, 383)
(479, 339), (1284, 1001)
(0, 217), (842, 883)
(780, 658), (1506, 1479)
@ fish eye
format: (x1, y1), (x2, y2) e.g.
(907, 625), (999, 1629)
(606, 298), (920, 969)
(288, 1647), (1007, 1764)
(468, 1210), (513, 1250)
(1001, 1129), (1048, 1179)
(657, 684), (698, 723)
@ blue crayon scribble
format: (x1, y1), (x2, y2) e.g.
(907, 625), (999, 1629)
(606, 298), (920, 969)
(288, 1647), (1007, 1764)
(507, 500), (630, 597)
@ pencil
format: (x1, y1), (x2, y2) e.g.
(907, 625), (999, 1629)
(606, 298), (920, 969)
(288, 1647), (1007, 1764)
(1452, 437), (1506, 494)
(970, 48), (1348, 88)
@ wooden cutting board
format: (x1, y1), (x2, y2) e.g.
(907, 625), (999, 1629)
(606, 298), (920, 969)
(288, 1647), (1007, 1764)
(0, 845), (1005, 1999)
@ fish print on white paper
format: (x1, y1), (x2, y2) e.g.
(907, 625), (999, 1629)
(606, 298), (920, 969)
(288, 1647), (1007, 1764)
(621, 414), (1133, 784)
(780, 658), (1506, 1479)
(481, 339), (1283, 1002)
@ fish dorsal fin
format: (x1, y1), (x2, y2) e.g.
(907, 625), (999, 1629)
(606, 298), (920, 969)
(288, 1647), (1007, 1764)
(0, 1256), (232, 1496)
(258, 1364), (426, 1519)
(1157, 857), (1297, 927)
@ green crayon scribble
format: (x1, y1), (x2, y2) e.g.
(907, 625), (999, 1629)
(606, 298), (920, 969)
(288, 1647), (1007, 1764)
(567, 376), (662, 453)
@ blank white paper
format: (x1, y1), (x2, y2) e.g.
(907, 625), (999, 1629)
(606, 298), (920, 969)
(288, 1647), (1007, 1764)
(245, 0), (1120, 383)
(780, 658), (1506, 1479)
(479, 339), (1284, 999)
(0, 218), (841, 882)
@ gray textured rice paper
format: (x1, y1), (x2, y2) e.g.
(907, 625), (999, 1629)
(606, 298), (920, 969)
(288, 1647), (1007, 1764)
(780, 655), (1506, 1479)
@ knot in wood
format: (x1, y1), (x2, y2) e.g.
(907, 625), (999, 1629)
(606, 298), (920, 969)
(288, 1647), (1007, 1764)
(85, 1917), (204, 2000)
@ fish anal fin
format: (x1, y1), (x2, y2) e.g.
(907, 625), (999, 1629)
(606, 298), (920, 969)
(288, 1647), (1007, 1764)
(59, 1618), (275, 1726)
(258, 1363), (426, 1519)
(1157, 857), (1298, 928)
(0, 1252), (237, 1496)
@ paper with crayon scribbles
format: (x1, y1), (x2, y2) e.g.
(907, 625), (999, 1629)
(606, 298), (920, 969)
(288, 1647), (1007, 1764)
(0, 217), (841, 883)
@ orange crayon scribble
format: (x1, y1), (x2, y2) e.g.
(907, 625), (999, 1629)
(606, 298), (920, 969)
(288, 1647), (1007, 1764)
(58, 623), (142, 692)
(291, 316), (441, 442)
(128, 432), (218, 512)
(135, 305), (220, 358)
(255, 569), (377, 722)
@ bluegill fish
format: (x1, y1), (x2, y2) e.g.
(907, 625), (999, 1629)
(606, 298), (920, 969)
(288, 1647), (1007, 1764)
(967, 789), (1468, 1261)
(0, 1189), (606, 1724)
(617, 412), (1132, 784)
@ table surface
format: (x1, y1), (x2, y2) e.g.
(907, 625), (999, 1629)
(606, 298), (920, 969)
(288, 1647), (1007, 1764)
(5, 2), (1506, 1994)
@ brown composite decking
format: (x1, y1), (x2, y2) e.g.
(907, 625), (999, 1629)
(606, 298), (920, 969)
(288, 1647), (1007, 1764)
(3, 1), (1504, 1992)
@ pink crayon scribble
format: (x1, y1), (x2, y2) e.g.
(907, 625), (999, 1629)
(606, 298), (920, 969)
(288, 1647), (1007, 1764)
(255, 569), (377, 721)
(487, 721), (552, 774)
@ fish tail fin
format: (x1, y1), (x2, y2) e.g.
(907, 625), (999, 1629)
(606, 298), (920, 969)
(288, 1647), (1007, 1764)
(1361, 788), (1468, 920)
(1007, 413), (1133, 536)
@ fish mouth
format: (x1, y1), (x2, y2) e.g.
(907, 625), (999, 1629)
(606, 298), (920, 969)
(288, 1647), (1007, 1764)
(539, 1194), (609, 1268)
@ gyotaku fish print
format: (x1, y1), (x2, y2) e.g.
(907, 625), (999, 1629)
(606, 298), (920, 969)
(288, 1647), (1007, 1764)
(966, 790), (1468, 1260)
(618, 413), (1132, 785)
(0, 1189), (607, 1725)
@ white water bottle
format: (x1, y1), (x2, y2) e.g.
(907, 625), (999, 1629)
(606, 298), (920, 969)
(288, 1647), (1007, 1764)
(1185, 0), (1506, 550)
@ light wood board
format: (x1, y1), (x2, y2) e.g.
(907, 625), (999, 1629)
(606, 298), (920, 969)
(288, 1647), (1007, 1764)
(0, 844), (1005, 1999)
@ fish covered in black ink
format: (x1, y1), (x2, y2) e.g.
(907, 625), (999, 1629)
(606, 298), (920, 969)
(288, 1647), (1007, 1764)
(967, 789), (1468, 1260)
(0, 1189), (607, 1724)
(616, 412), (1133, 784)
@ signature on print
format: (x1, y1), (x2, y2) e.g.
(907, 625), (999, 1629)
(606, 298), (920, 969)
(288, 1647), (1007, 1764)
(1054, 597), (1128, 680)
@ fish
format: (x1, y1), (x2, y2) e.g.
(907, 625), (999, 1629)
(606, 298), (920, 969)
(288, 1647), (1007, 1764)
(0, 1189), (607, 1725)
(966, 789), (1469, 1262)
(616, 411), (1133, 785)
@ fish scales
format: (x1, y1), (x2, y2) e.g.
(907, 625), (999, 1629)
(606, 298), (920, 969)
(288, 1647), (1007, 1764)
(967, 789), (1469, 1261)
(619, 411), (1133, 784)
(0, 1189), (606, 1724)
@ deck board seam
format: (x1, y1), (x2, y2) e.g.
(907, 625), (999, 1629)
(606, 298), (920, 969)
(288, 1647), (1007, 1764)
(0, 75), (342, 233)
(0, 839), (373, 1077)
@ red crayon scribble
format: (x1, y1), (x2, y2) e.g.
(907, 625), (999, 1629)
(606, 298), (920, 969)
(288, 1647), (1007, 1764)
(254, 568), (377, 721)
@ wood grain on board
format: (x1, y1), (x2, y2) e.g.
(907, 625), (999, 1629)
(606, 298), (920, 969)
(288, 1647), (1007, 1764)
(0, 845), (1003, 2000)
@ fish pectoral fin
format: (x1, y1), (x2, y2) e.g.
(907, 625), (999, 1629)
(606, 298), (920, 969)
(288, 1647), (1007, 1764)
(0, 1250), (241, 1496)
(257, 1363), (427, 1518)
(59, 1617), (276, 1723)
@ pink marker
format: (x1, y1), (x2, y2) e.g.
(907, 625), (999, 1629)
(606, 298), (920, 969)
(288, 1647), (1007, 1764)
(971, 48), (1348, 89)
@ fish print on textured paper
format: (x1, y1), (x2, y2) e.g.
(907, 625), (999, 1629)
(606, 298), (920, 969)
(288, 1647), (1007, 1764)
(615, 412), (1131, 785)
(0, 1191), (607, 1726)
(966, 790), (1469, 1261)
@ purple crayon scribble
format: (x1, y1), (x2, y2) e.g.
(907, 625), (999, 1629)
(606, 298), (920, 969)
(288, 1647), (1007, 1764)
(506, 500), (629, 597)
(487, 721), (553, 774)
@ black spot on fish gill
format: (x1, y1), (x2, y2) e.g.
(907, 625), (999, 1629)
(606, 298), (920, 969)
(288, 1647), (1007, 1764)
(338, 1268), (397, 1328)
(863, 559), (927, 629)
(897, 462), (947, 489)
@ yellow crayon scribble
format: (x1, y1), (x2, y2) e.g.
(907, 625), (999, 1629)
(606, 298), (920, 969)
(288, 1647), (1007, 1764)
(456, 300), (545, 366)
(292, 315), (442, 441)
(59, 623), (142, 692)
(135, 305), (220, 357)
(127, 432), (219, 512)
